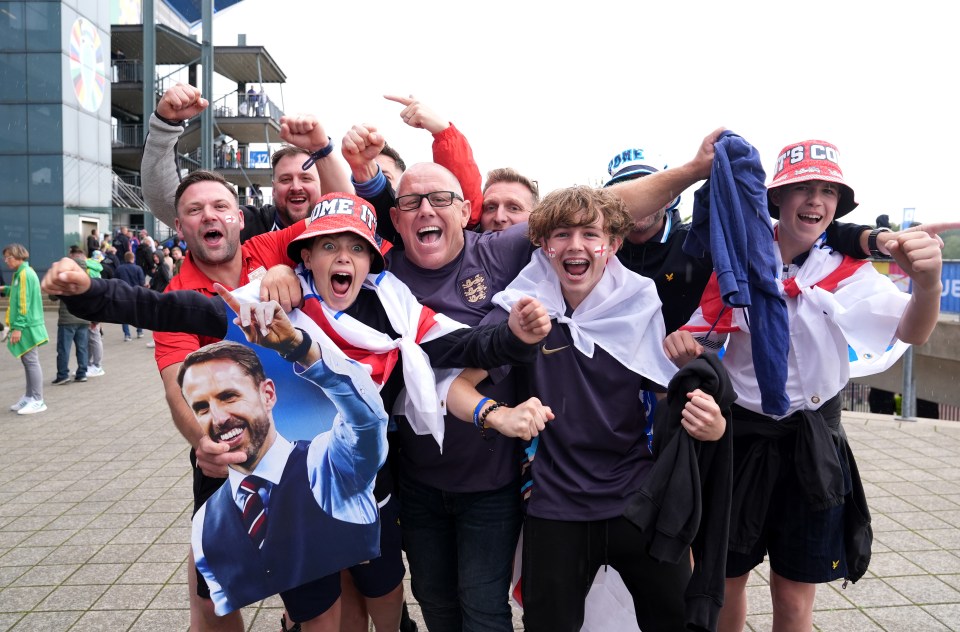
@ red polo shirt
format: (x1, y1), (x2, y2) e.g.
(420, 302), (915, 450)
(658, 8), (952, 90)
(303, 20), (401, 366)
(153, 220), (307, 371)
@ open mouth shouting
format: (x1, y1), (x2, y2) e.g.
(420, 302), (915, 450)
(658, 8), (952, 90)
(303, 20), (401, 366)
(417, 225), (443, 245)
(330, 272), (353, 297)
(203, 226), (225, 246)
(562, 257), (590, 279)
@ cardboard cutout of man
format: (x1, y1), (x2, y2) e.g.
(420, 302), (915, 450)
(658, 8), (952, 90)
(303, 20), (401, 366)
(180, 327), (388, 621)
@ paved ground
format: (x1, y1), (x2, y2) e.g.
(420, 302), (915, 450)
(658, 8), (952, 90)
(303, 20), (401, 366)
(0, 313), (958, 631)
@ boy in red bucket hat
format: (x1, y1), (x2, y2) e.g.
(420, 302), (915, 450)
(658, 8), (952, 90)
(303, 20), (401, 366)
(668, 138), (944, 632)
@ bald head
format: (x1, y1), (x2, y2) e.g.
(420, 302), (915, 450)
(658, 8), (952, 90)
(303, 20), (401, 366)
(390, 162), (471, 270)
(397, 162), (463, 198)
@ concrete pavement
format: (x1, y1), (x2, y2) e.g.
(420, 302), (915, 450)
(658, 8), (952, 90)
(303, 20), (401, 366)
(0, 313), (958, 631)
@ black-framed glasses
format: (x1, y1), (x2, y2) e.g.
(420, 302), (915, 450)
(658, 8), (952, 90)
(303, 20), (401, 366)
(395, 191), (463, 212)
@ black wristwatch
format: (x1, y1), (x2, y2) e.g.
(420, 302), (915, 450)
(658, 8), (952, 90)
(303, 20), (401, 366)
(868, 228), (892, 259)
(280, 328), (313, 363)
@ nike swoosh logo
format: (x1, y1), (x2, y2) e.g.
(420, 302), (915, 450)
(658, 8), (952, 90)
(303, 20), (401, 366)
(541, 345), (570, 356)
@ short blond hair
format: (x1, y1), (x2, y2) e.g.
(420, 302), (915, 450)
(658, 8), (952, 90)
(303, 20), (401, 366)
(483, 168), (539, 204)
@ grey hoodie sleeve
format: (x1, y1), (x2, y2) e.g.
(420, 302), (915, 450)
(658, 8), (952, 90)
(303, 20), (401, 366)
(141, 112), (184, 228)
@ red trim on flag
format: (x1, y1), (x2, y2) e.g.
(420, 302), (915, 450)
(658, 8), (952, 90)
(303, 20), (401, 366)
(300, 297), (399, 385)
(681, 273), (738, 334)
(783, 256), (867, 298)
(414, 306), (439, 344)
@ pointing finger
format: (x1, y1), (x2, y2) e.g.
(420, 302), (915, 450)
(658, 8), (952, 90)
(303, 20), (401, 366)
(384, 94), (414, 106)
(214, 283), (241, 314)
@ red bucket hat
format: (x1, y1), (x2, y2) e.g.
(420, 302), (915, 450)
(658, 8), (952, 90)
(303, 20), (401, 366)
(767, 140), (858, 219)
(287, 192), (384, 272)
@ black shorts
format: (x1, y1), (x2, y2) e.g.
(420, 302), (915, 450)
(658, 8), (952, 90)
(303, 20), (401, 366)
(270, 495), (406, 624)
(726, 446), (847, 584)
(347, 493), (405, 597)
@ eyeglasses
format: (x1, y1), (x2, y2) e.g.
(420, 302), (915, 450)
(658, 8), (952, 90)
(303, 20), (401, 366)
(395, 191), (463, 212)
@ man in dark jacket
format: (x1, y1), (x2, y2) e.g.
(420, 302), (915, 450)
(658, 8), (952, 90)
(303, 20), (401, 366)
(114, 251), (144, 340)
(113, 226), (132, 255)
(86, 229), (100, 257)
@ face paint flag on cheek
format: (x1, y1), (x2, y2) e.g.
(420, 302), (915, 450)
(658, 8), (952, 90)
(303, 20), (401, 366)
(545, 246), (556, 259)
(224, 215), (237, 224)
(594, 244), (606, 258)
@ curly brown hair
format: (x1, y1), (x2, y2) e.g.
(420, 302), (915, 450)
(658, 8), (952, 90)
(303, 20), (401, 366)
(527, 186), (633, 247)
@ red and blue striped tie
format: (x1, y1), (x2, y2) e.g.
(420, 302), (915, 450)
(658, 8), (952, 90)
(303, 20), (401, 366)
(239, 476), (268, 550)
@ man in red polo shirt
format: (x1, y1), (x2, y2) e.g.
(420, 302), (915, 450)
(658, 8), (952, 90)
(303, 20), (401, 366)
(156, 169), (305, 631)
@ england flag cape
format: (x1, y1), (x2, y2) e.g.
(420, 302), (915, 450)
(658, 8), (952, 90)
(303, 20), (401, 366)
(231, 269), (467, 450)
(683, 236), (910, 387)
(493, 250), (677, 387)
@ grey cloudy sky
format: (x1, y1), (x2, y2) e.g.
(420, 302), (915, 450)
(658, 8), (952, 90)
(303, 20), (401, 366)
(199, 0), (957, 227)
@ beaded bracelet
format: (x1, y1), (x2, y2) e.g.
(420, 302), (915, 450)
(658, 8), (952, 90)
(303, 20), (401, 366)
(477, 402), (504, 440)
(473, 397), (493, 428)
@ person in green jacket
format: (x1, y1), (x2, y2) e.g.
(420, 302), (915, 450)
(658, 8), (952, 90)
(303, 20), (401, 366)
(2, 243), (49, 415)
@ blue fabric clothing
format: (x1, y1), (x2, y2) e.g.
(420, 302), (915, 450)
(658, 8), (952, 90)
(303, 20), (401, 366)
(199, 440), (381, 614)
(55, 324), (88, 381)
(193, 354), (388, 615)
(121, 323), (143, 338)
(115, 261), (145, 287)
(400, 476), (522, 632)
(684, 131), (789, 415)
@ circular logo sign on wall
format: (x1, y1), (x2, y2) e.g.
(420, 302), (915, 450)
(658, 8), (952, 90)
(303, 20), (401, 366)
(69, 18), (107, 113)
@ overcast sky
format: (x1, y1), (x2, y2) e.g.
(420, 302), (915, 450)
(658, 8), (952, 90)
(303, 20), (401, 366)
(197, 0), (957, 227)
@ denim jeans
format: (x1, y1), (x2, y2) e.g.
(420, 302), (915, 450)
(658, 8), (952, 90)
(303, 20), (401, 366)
(56, 324), (88, 380)
(399, 477), (521, 632)
(121, 323), (143, 337)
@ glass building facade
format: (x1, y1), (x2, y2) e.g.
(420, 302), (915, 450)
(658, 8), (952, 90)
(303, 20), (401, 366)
(0, 0), (113, 272)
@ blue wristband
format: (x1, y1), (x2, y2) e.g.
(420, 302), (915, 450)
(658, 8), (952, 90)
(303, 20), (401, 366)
(301, 137), (334, 170)
(473, 397), (493, 428)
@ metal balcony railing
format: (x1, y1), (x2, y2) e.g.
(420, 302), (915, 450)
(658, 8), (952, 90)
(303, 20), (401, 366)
(112, 123), (144, 148)
(112, 59), (143, 83)
(209, 91), (284, 123)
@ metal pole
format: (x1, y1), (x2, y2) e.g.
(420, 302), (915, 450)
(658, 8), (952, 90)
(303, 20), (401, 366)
(900, 346), (916, 420)
(142, 0), (156, 126)
(142, 0), (156, 233)
(897, 206), (918, 421)
(200, 0), (214, 170)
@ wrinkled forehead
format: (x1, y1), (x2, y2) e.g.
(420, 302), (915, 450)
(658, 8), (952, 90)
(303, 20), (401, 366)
(397, 164), (460, 196)
(484, 182), (537, 209)
(178, 181), (238, 208)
